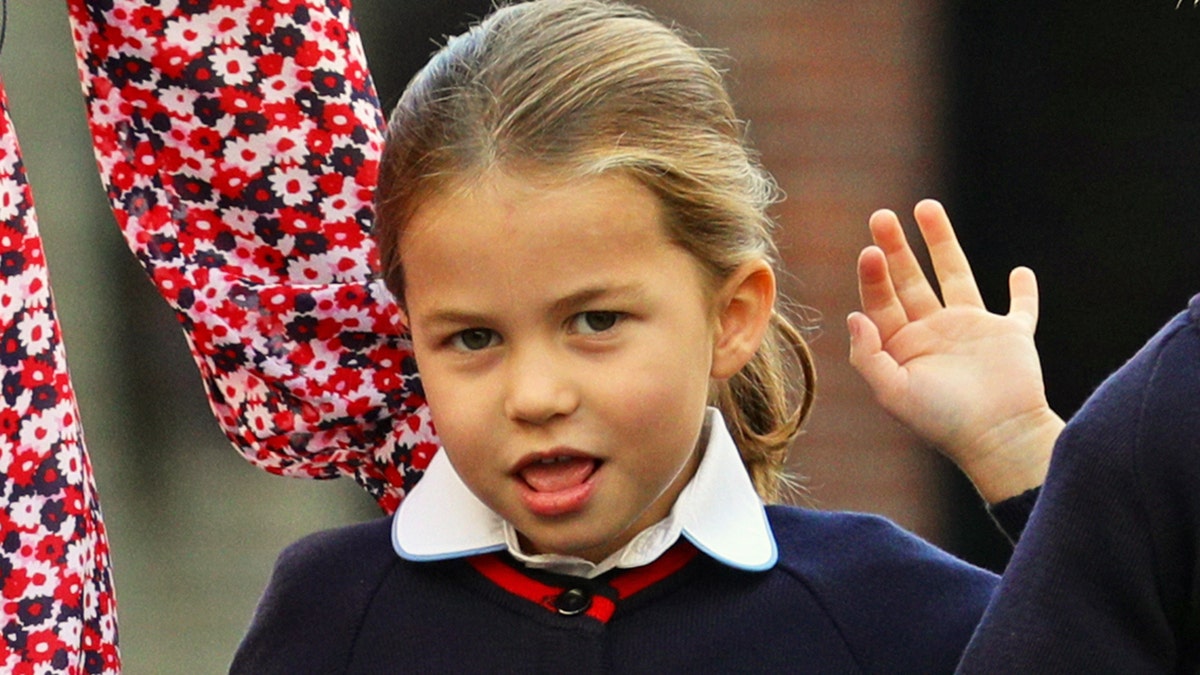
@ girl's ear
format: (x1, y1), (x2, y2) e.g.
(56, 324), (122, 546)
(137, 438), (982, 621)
(710, 259), (776, 380)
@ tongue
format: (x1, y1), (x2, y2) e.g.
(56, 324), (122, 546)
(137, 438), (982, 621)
(520, 458), (596, 493)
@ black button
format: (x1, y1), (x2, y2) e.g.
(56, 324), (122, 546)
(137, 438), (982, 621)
(555, 588), (592, 616)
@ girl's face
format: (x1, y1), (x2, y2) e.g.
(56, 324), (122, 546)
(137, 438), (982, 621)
(401, 170), (726, 563)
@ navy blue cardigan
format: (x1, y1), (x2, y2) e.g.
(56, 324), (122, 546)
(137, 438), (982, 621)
(232, 506), (1000, 673)
(960, 294), (1200, 673)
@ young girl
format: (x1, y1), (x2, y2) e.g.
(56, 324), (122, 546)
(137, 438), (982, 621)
(65, 0), (1048, 523)
(231, 2), (1055, 671)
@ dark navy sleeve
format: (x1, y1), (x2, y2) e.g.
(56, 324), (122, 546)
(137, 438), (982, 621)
(959, 294), (1200, 673)
(230, 517), (397, 674)
(770, 507), (997, 674)
(985, 486), (1039, 544)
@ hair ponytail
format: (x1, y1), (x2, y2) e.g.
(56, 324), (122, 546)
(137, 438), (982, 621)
(713, 310), (815, 503)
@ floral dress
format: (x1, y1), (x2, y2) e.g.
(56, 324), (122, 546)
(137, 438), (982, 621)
(0, 84), (117, 673)
(0, 0), (437, 671)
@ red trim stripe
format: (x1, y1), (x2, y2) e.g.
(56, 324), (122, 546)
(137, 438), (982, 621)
(610, 541), (698, 599)
(467, 554), (562, 614)
(586, 595), (617, 623)
(466, 541), (699, 624)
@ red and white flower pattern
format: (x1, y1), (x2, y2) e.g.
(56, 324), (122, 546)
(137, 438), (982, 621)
(66, 0), (436, 516)
(0, 85), (118, 673)
(0, 2), (442, 669)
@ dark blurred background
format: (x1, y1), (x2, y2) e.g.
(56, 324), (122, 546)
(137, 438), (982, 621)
(945, 1), (1200, 565)
(5, 1), (1199, 671)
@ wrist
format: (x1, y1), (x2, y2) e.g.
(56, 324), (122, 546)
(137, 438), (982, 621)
(956, 408), (1063, 505)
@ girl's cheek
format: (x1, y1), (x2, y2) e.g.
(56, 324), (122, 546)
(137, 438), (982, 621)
(616, 361), (701, 414)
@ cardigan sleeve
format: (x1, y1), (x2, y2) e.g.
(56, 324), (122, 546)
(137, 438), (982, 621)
(0, 83), (119, 673)
(984, 485), (1038, 544)
(959, 295), (1200, 673)
(64, 0), (437, 512)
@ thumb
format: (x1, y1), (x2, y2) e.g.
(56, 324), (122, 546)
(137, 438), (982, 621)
(848, 311), (899, 395)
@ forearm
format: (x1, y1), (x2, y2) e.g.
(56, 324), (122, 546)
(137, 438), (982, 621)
(961, 315), (1195, 672)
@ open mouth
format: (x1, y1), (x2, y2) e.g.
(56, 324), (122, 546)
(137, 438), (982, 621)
(519, 455), (598, 491)
(515, 454), (601, 516)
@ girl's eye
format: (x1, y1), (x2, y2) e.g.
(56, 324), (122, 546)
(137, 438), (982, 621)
(450, 328), (500, 351)
(570, 311), (622, 335)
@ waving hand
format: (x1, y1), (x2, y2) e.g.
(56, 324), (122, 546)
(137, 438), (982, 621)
(848, 200), (1062, 503)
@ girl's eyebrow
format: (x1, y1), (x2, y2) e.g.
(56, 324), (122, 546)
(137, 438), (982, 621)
(419, 308), (492, 328)
(549, 283), (646, 315)
(419, 284), (648, 327)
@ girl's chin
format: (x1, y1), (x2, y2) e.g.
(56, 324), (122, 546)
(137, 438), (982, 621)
(514, 520), (628, 564)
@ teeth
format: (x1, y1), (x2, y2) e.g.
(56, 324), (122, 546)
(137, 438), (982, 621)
(537, 456), (572, 464)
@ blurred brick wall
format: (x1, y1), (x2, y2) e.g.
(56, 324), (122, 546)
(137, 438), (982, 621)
(642, 1), (953, 542)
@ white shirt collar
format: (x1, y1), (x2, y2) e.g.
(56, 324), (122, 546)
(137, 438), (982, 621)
(392, 408), (778, 577)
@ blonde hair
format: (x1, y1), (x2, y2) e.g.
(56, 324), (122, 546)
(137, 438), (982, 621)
(375, 0), (815, 502)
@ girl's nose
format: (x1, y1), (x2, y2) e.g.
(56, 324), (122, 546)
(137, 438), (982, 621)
(503, 349), (579, 425)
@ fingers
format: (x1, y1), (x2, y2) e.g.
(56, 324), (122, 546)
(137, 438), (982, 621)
(868, 208), (942, 319)
(912, 199), (985, 308)
(860, 199), (1017, 344)
(1007, 266), (1040, 331)
(856, 246), (910, 342)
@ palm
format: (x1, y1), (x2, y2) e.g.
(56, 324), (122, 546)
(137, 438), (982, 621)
(848, 200), (1061, 501)
(874, 306), (1045, 453)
